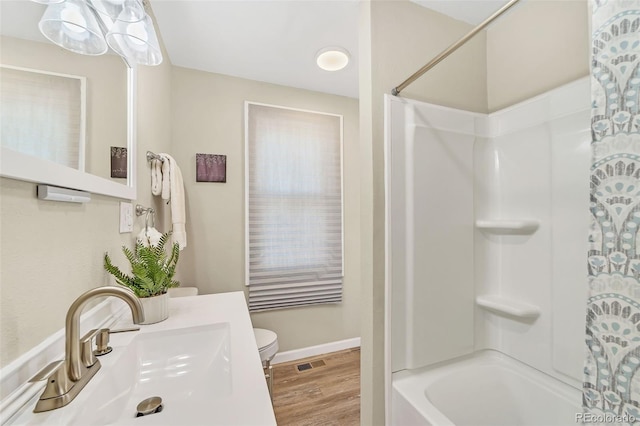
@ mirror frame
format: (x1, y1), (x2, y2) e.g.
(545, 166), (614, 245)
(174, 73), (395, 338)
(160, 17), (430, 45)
(0, 66), (137, 200)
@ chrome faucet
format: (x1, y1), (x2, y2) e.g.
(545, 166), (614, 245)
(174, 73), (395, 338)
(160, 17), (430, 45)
(34, 286), (144, 413)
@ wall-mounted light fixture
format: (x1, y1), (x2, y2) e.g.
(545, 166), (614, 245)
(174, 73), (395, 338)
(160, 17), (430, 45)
(33, 0), (162, 66)
(37, 184), (91, 203)
(315, 47), (350, 72)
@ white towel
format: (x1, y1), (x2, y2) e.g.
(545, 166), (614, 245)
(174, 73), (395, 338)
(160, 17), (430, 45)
(137, 226), (163, 248)
(161, 156), (171, 201)
(151, 159), (162, 196)
(159, 153), (187, 250)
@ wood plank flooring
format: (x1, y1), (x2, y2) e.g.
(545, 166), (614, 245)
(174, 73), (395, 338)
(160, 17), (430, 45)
(271, 348), (360, 426)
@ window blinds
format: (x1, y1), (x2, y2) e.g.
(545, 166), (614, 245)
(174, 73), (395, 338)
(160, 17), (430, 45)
(245, 103), (343, 312)
(0, 66), (84, 170)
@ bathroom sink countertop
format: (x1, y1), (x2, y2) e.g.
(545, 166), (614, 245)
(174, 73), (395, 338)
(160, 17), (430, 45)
(7, 291), (277, 426)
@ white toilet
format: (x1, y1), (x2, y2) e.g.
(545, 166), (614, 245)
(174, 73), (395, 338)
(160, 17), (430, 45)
(253, 328), (279, 398)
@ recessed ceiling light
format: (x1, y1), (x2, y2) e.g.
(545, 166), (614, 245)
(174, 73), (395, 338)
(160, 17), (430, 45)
(316, 47), (350, 71)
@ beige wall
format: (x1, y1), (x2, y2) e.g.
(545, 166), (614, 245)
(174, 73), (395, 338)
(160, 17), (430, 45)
(0, 37), (173, 368)
(360, 1), (487, 423)
(358, 2), (376, 425)
(487, 0), (590, 111)
(371, 2), (488, 112)
(170, 66), (361, 352)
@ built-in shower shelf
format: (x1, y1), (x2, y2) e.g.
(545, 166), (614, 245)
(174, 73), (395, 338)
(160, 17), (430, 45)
(476, 295), (541, 319)
(475, 219), (540, 235)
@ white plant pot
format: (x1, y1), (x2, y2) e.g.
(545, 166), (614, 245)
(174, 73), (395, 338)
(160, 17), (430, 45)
(139, 293), (169, 324)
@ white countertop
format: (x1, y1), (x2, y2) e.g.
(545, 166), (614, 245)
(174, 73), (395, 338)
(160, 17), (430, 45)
(6, 291), (277, 426)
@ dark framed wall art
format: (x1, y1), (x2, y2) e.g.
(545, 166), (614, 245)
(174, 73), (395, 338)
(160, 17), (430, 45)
(110, 146), (127, 178)
(196, 153), (226, 183)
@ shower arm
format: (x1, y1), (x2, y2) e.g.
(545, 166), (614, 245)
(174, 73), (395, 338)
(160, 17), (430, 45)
(391, 0), (521, 96)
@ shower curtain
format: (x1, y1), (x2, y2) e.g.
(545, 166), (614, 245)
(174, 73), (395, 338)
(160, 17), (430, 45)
(584, 0), (640, 422)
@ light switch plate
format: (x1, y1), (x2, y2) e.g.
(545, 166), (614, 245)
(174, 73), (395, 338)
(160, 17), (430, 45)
(119, 202), (133, 233)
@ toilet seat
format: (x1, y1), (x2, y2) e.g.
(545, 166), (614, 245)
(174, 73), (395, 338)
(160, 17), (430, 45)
(253, 328), (279, 362)
(253, 328), (278, 400)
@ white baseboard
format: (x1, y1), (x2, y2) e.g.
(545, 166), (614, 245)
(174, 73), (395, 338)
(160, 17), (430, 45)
(272, 337), (360, 365)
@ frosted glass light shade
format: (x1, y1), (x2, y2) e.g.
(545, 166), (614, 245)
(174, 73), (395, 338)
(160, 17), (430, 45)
(106, 14), (162, 65)
(39, 0), (108, 55)
(116, 0), (146, 23)
(30, 0), (65, 5)
(88, 0), (144, 22)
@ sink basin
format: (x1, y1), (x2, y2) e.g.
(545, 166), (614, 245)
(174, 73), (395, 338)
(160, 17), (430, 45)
(67, 322), (231, 425)
(4, 293), (275, 426)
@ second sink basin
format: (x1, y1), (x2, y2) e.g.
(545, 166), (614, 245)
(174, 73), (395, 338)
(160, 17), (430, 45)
(67, 322), (231, 425)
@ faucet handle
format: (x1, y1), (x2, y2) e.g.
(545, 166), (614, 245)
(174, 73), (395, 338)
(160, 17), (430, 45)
(109, 326), (141, 334)
(28, 360), (65, 383)
(80, 329), (101, 368)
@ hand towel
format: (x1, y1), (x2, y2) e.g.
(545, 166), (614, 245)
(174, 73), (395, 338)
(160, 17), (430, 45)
(137, 226), (163, 247)
(161, 155), (171, 201)
(151, 159), (162, 196)
(159, 153), (187, 250)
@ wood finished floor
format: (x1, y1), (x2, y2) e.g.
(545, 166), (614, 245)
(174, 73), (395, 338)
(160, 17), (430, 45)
(271, 348), (361, 426)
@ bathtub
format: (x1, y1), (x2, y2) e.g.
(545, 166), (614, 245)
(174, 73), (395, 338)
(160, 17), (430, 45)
(391, 350), (581, 425)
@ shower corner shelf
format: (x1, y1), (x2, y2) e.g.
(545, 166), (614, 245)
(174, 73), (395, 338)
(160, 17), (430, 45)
(475, 219), (540, 235)
(476, 295), (541, 319)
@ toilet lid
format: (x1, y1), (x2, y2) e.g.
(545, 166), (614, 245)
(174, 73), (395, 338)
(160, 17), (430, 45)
(253, 328), (278, 350)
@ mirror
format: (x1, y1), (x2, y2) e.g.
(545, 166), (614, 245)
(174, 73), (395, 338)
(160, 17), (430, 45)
(0, 0), (136, 200)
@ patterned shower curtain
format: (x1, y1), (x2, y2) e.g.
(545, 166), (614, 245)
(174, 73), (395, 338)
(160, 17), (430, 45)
(584, 0), (640, 423)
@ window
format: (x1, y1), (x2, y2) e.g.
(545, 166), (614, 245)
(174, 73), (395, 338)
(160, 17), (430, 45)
(245, 102), (343, 312)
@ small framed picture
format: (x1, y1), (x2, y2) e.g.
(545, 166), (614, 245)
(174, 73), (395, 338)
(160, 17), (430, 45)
(196, 153), (226, 183)
(110, 146), (127, 178)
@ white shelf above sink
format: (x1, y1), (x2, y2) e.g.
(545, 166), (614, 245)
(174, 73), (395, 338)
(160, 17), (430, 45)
(475, 219), (540, 235)
(476, 294), (541, 319)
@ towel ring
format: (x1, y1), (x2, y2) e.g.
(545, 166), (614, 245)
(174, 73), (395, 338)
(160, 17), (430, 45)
(135, 205), (155, 232)
(144, 210), (155, 232)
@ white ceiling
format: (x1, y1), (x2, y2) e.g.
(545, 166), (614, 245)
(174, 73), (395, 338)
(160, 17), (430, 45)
(0, 1), (514, 99)
(152, 0), (514, 99)
(151, 0), (361, 98)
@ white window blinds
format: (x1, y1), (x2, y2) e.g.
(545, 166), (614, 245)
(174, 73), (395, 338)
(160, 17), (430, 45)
(0, 66), (85, 170)
(245, 103), (343, 312)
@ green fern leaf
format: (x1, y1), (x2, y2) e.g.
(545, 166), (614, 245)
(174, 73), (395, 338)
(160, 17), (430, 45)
(103, 232), (180, 298)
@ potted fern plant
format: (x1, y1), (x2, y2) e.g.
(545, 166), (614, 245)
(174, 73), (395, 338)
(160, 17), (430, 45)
(104, 232), (180, 324)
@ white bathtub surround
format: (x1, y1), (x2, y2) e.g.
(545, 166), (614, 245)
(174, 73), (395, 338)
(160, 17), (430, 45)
(392, 350), (581, 426)
(1, 292), (275, 425)
(475, 294), (540, 320)
(584, 0), (640, 420)
(138, 292), (169, 324)
(474, 219), (539, 235)
(386, 78), (591, 421)
(484, 80), (590, 385)
(387, 97), (479, 371)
